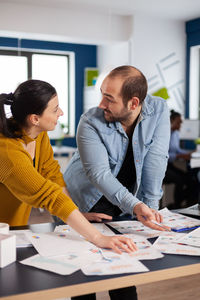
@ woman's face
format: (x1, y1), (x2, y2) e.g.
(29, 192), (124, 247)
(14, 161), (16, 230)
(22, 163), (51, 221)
(37, 95), (63, 132)
(171, 116), (182, 131)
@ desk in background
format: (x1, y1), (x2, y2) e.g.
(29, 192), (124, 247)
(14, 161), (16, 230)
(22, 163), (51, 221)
(190, 150), (200, 168)
(52, 146), (77, 173)
(0, 222), (200, 300)
(52, 146), (77, 160)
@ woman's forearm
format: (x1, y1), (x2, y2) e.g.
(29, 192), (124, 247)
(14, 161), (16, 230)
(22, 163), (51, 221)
(64, 209), (102, 245)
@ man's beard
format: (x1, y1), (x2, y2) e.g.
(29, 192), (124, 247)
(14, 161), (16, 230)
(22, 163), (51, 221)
(103, 108), (132, 123)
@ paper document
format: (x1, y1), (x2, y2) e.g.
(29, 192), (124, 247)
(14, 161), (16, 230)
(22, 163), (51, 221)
(153, 232), (200, 256)
(25, 231), (95, 257)
(82, 257), (149, 275)
(159, 208), (200, 230)
(99, 234), (163, 261)
(20, 249), (98, 275)
(20, 236), (151, 276)
(55, 223), (114, 236)
(21, 254), (80, 275)
(176, 227), (200, 248)
(107, 220), (162, 238)
(123, 234), (163, 260)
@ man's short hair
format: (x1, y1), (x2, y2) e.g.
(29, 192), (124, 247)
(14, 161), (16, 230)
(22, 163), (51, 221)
(108, 65), (148, 105)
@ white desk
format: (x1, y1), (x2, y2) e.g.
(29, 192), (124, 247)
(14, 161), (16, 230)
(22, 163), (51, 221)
(52, 146), (77, 173)
(190, 151), (200, 168)
(52, 146), (77, 160)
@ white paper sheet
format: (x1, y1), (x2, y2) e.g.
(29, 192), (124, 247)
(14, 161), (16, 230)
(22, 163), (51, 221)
(123, 234), (164, 260)
(176, 227), (200, 248)
(108, 209), (200, 238)
(81, 257), (149, 275)
(25, 231), (96, 257)
(107, 220), (162, 238)
(159, 208), (200, 230)
(20, 248), (99, 275)
(153, 231), (200, 256)
(98, 242), (163, 262)
(55, 223), (114, 236)
(20, 254), (80, 275)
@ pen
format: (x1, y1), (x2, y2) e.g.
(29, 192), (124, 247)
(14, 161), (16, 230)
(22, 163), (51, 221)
(171, 225), (200, 232)
(150, 220), (171, 231)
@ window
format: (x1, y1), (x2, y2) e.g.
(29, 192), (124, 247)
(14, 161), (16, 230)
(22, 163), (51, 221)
(0, 48), (75, 136)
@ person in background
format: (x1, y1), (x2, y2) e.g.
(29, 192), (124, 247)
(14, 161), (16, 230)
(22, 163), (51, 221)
(163, 110), (199, 208)
(0, 79), (138, 254)
(64, 65), (170, 300)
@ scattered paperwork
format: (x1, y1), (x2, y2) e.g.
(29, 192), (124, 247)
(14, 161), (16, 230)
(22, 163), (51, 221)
(20, 210), (200, 275)
(55, 223), (114, 236)
(97, 234), (163, 262)
(82, 256), (149, 275)
(176, 227), (200, 248)
(21, 250), (98, 275)
(107, 220), (162, 239)
(24, 231), (94, 257)
(108, 208), (200, 236)
(153, 231), (200, 256)
(158, 208), (200, 231)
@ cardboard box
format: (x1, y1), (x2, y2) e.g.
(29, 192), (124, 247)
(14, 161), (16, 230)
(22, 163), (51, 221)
(0, 234), (16, 268)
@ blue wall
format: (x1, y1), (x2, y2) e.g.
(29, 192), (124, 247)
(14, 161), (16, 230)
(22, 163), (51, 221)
(0, 37), (97, 147)
(185, 17), (200, 118)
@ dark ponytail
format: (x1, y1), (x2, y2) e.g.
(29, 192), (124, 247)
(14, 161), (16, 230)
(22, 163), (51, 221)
(0, 93), (17, 137)
(170, 109), (181, 122)
(0, 79), (56, 138)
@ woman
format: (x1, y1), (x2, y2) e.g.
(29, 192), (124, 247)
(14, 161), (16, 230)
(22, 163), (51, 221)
(0, 79), (136, 254)
(163, 110), (199, 208)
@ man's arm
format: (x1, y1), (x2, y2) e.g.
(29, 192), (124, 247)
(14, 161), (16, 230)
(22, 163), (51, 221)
(139, 102), (170, 209)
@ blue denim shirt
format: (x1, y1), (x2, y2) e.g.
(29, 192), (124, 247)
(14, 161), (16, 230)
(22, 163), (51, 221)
(64, 94), (170, 215)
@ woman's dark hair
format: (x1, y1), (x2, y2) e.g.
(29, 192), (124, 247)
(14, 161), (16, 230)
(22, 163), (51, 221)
(170, 109), (181, 122)
(0, 79), (56, 138)
(108, 65), (148, 105)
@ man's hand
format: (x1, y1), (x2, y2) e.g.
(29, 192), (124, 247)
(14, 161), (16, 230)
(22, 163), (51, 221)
(82, 212), (112, 222)
(133, 202), (170, 231)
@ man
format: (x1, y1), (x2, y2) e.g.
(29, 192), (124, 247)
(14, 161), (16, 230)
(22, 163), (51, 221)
(64, 65), (170, 300)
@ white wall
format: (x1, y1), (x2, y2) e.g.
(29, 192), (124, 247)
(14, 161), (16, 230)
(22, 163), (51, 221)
(93, 41), (132, 108)
(132, 14), (186, 114)
(97, 14), (186, 115)
(97, 42), (131, 73)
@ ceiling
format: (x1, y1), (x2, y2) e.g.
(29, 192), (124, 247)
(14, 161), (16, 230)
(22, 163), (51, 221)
(3, 0), (200, 21)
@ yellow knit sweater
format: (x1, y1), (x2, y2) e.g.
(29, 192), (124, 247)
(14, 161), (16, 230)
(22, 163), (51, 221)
(0, 131), (77, 226)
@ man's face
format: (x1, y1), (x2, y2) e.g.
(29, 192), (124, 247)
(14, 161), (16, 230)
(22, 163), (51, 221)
(99, 76), (132, 122)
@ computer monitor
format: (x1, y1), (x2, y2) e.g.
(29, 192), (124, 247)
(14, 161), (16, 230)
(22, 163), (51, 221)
(179, 119), (200, 140)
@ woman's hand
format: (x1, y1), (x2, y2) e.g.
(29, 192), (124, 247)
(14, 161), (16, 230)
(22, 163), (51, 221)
(66, 210), (137, 254)
(93, 234), (138, 254)
(82, 212), (112, 222)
